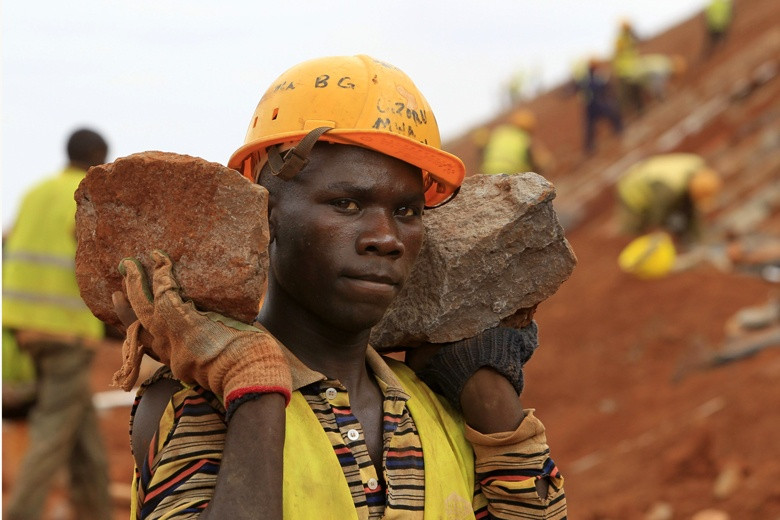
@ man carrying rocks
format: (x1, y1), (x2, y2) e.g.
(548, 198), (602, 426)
(113, 55), (568, 519)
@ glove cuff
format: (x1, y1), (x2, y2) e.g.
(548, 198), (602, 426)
(218, 334), (293, 420)
(225, 386), (292, 421)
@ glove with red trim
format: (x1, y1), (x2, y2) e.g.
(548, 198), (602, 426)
(112, 250), (291, 418)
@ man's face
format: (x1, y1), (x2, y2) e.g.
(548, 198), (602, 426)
(267, 144), (425, 333)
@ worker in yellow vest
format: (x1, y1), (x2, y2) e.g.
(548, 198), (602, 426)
(612, 19), (645, 117)
(481, 109), (551, 175)
(704, 0), (734, 55)
(3, 128), (112, 520)
(616, 153), (723, 245)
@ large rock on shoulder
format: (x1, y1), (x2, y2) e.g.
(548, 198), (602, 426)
(371, 173), (576, 349)
(75, 151), (269, 328)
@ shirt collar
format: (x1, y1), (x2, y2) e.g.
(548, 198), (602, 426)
(274, 337), (409, 401)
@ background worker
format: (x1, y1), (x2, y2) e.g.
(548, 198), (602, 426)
(3, 128), (112, 520)
(115, 55), (566, 519)
(480, 109), (552, 174)
(612, 18), (645, 117)
(635, 53), (687, 102)
(616, 152), (723, 246)
(573, 57), (624, 154)
(704, 0), (734, 56)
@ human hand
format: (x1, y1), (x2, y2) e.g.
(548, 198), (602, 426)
(112, 250), (291, 416)
(410, 323), (539, 412)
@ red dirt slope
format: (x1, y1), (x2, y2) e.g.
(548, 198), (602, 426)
(446, 0), (780, 517)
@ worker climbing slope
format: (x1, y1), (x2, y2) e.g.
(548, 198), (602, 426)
(481, 109), (551, 175)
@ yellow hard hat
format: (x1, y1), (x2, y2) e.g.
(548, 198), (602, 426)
(688, 167), (722, 211)
(510, 109), (537, 132)
(618, 232), (677, 279)
(228, 55), (465, 207)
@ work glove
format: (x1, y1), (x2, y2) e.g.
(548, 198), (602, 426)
(112, 250), (291, 418)
(415, 323), (539, 411)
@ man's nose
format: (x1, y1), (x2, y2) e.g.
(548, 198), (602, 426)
(356, 210), (404, 257)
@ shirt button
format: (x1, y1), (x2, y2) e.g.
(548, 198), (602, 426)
(367, 478), (379, 490)
(346, 428), (360, 441)
(325, 387), (338, 400)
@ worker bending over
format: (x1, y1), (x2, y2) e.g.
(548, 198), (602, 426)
(617, 153), (722, 245)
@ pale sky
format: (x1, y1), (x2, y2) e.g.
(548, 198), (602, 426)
(1, 0), (707, 230)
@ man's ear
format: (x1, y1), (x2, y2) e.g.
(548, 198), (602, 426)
(266, 194), (277, 243)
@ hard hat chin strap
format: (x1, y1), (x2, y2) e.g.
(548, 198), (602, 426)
(266, 126), (333, 181)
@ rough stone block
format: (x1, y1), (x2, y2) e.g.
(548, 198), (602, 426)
(75, 151), (269, 328)
(371, 173), (577, 350)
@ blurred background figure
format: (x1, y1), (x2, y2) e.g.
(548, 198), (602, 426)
(468, 125), (492, 172)
(2, 128), (112, 520)
(480, 109), (553, 175)
(2, 315), (37, 419)
(572, 56), (624, 155)
(504, 65), (544, 108)
(635, 53), (688, 101)
(615, 153), (723, 248)
(612, 18), (645, 118)
(703, 0), (734, 56)
(506, 69), (527, 107)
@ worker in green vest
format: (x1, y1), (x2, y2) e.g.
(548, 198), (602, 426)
(3, 128), (112, 520)
(612, 18), (644, 117)
(616, 153), (723, 245)
(704, 0), (734, 56)
(480, 109), (551, 175)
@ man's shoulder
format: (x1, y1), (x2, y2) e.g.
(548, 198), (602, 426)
(130, 366), (226, 467)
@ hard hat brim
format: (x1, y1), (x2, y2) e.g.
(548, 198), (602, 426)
(228, 129), (465, 207)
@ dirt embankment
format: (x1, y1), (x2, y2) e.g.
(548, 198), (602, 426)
(447, 0), (780, 516)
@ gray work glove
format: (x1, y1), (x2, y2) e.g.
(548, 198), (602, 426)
(415, 322), (539, 411)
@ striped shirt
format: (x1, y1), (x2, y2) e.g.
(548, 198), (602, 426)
(129, 346), (566, 519)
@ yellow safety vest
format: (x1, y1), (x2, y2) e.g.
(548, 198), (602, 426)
(613, 30), (641, 80)
(480, 125), (532, 175)
(283, 360), (476, 519)
(705, 0), (732, 31)
(617, 154), (705, 212)
(2, 167), (104, 340)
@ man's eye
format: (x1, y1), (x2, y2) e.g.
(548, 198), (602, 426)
(396, 206), (422, 217)
(333, 199), (359, 211)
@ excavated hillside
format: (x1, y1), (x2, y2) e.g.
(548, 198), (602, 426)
(3, 0), (778, 518)
(446, 0), (780, 517)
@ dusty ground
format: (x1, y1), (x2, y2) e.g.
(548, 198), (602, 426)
(3, 0), (779, 518)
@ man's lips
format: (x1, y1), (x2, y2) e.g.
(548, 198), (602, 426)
(341, 271), (401, 294)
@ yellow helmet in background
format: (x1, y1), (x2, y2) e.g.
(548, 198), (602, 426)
(689, 167), (722, 211)
(509, 109), (537, 132)
(618, 232), (677, 279)
(228, 55), (465, 207)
